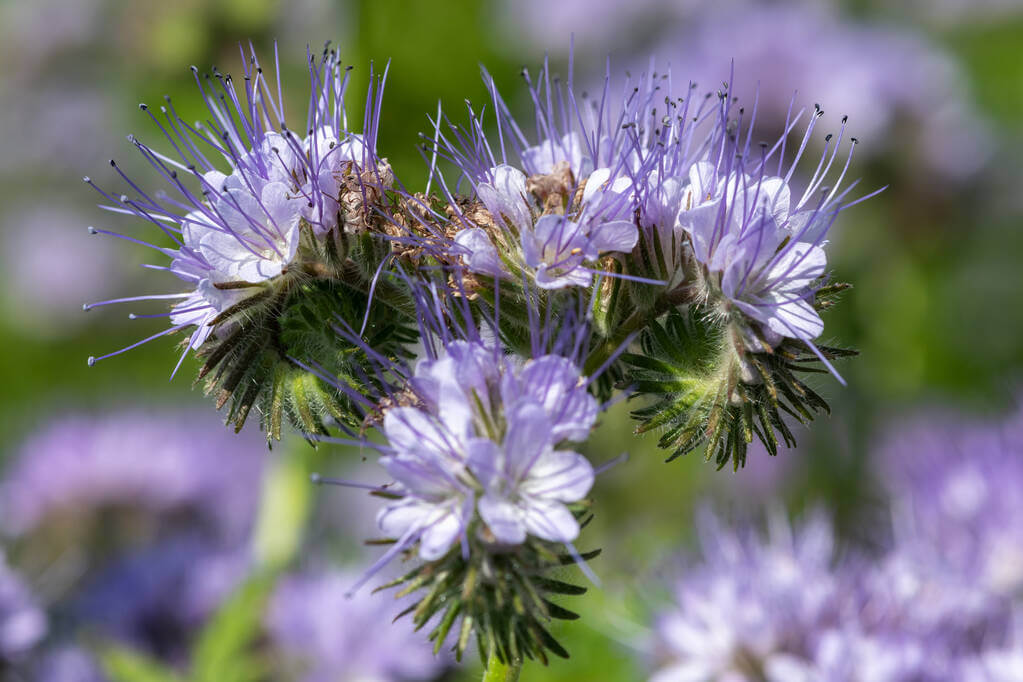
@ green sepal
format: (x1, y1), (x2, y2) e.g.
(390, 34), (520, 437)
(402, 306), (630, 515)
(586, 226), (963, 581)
(623, 305), (856, 470)
(375, 518), (598, 666)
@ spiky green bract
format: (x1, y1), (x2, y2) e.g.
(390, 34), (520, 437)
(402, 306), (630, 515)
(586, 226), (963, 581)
(195, 225), (416, 440)
(622, 300), (855, 470)
(375, 508), (599, 666)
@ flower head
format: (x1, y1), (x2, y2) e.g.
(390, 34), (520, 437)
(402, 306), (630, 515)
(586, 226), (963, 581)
(372, 340), (597, 564)
(85, 45), (414, 438)
(418, 63), (663, 292)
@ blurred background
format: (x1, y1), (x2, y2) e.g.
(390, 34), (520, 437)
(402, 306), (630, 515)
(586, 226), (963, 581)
(1, 0), (1022, 680)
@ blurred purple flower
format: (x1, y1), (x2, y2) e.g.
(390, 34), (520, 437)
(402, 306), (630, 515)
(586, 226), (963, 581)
(0, 0), (102, 77)
(638, 2), (991, 181)
(73, 534), (248, 660)
(651, 510), (846, 681)
(0, 554), (46, 661)
(1, 409), (266, 542)
(513, 0), (990, 182)
(265, 569), (448, 682)
(649, 501), (1020, 680)
(879, 403), (1023, 597)
(0, 85), (113, 176)
(35, 646), (108, 682)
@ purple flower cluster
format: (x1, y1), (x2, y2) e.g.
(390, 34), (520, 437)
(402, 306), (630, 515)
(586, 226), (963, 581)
(265, 569), (448, 681)
(356, 339), (597, 582)
(84, 44), (390, 369)
(650, 402), (1023, 681)
(453, 145), (638, 289)
(424, 57), (869, 373)
(0, 408), (267, 671)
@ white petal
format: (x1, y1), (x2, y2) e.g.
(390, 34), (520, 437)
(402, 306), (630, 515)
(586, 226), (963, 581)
(534, 266), (592, 289)
(477, 165), (531, 232)
(419, 511), (464, 560)
(510, 356), (597, 442)
(582, 167), (611, 206)
(377, 499), (424, 537)
(454, 228), (504, 277)
(765, 243), (827, 292)
(521, 450), (594, 502)
(503, 403), (554, 479)
(383, 407), (458, 459)
(588, 220), (638, 254)
(478, 495), (527, 545)
(764, 297), (824, 340)
(522, 498), (579, 543)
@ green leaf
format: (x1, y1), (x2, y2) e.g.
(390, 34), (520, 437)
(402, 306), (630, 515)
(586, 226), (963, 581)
(99, 645), (185, 682)
(191, 572), (276, 682)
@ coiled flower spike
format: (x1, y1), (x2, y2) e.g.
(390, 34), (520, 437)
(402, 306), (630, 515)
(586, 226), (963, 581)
(84, 43), (416, 438)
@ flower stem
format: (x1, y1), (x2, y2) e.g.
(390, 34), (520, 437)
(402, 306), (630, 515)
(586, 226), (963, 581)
(582, 284), (699, 376)
(481, 653), (522, 682)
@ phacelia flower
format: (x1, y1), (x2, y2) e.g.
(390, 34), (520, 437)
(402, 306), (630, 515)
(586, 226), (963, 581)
(677, 155), (838, 349)
(313, 278), (606, 665)
(85, 44), (412, 437)
(419, 64), (659, 293)
(451, 160), (638, 289)
(86, 45), (387, 361)
(369, 340), (597, 566)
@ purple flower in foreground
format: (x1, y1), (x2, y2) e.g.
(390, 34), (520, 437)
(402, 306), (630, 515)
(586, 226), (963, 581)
(0, 555), (46, 661)
(84, 44), (390, 368)
(370, 341), (596, 567)
(452, 160), (638, 289)
(423, 67), (656, 292)
(670, 94), (866, 355)
(1, 409), (265, 541)
(265, 569), (447, 682)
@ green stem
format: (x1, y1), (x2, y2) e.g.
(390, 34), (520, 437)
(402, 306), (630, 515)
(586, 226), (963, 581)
(582, 285), (699, 376)
(481, 653), (522, 682)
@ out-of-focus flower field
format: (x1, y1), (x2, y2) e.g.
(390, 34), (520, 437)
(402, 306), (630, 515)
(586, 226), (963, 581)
(1, 0), (1022, 679)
